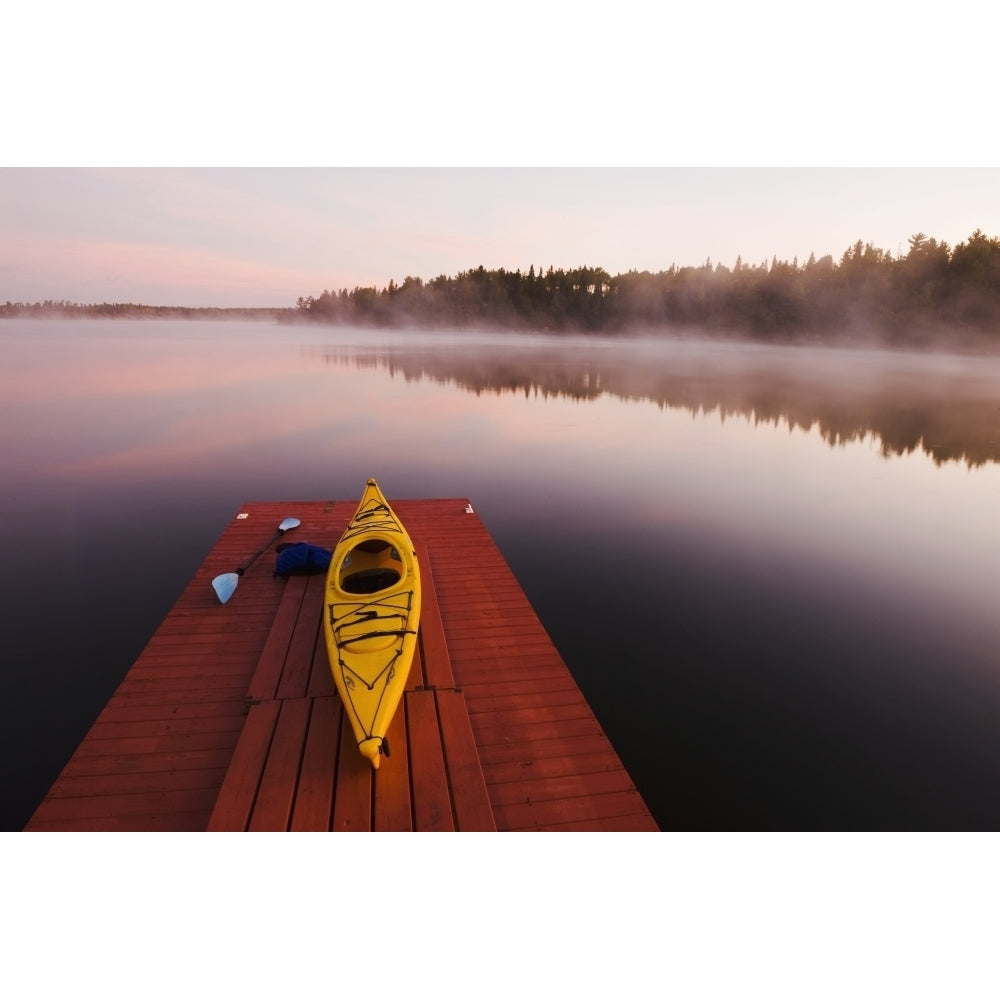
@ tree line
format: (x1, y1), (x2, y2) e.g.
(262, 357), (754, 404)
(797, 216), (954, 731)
(0, 301), (291, 320)
(295, 229), (1000, 345)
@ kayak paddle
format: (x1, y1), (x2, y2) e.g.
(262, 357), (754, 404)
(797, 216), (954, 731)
(212, 516), (301, 604)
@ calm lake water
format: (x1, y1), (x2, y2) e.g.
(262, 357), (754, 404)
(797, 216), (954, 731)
(3, 318), (1000, 831)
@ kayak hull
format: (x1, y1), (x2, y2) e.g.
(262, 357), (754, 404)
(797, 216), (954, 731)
(323, 480), (421, 768)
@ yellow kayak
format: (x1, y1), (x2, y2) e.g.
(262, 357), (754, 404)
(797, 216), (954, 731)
(323, 480), (421, 768)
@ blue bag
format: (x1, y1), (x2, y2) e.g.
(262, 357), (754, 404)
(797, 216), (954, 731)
(274, 542), (332, 578)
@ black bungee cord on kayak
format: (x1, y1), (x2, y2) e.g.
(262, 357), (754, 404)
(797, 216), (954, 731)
(341, 628), (416, 644)
(337, 643), (406, 692)
(356, 503), (390, 521)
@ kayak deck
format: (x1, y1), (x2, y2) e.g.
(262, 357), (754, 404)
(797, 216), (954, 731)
(324, 479), (422, 770)
(25, 498), (658, 832)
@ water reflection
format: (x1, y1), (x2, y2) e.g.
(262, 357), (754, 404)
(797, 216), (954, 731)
(309, 334), (1000, 468)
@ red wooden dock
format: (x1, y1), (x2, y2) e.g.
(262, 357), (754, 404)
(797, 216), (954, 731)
(26, 498), (658, 832)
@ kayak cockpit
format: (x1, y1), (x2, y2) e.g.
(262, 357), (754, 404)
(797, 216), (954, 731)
(339, 538), (403, 594)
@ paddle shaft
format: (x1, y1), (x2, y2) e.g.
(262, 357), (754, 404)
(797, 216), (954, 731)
(237, 526), (289, 576)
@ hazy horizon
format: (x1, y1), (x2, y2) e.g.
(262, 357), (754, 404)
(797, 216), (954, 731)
(3, 168), (999, 310)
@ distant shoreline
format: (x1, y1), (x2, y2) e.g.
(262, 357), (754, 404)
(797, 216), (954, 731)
(4, 301), (1000, 358)
(5, 225), (999, 353)
(0, 303), (293, 320)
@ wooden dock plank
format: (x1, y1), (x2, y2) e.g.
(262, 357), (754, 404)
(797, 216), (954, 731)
(306, 622), (338, 699)
(484, 748), (635, 787)
(111, 672), (253, 692)
(247, 698), (311, 832)
(44, 766), (229, 803)
(206, 700), (280, 832)
(27, 808), (214, 833)
(495, 789), (657, 832)
(290, 697), (341, 832)
(487, 762), (641, 808)
(409, 630), (428, 690)
(64, 729), (249, 758)
(82, 714), (246, 743)
(57, 748), (236, 778)
(462, 731), (618, 768)
(331, 714), (373, 832)
(82, 698), (247, 724)
(26, 787), (221, 826)
(436, 689), (496, 832)
(275, 576), (325, 701)
(417, 545), (455, 689)
(405, 689), (455, 832)
(373, 700), (414, 832)
(472, 715), (607, 750)
(246, 575), (309, 702)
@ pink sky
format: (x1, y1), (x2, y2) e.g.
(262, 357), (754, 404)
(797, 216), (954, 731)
(3, 167), (998, 309)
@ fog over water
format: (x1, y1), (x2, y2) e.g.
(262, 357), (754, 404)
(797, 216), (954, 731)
(3, 319), (1000, 830)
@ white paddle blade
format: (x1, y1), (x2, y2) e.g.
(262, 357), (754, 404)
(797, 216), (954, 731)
(279, 517), (300, 532)
(212, 572), (239, 604)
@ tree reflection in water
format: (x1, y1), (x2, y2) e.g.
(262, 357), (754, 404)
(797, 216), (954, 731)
(313, 335), (1000, 469)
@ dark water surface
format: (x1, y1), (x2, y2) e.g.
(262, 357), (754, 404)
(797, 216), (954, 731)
(3, 318), (1000, 831)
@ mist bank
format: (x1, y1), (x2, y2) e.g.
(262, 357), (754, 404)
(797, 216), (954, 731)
(296, 230), (1000, 348)
(311, 335), (1000, 470)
